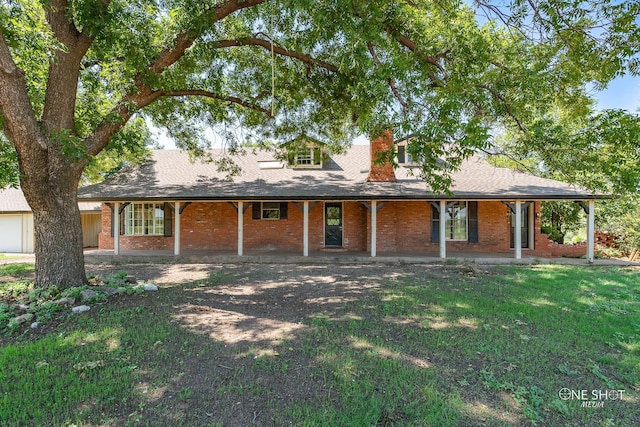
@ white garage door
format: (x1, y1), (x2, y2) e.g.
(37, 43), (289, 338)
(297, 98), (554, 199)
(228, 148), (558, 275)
(0, 215), (23, 252)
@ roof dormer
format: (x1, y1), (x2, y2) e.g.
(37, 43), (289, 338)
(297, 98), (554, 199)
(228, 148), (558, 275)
(283, 135), (327, 169)
(395, 138), (419, 166)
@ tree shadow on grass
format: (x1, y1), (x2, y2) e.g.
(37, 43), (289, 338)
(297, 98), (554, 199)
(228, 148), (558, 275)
(2, 263), (639, 426)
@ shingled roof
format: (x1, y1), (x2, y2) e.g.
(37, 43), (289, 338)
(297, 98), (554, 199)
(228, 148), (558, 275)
(77, 145), (600, 201)
(0, 187), (101, 213)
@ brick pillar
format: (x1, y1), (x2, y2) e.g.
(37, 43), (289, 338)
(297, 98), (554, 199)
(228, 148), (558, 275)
(367, 129), (396, 182)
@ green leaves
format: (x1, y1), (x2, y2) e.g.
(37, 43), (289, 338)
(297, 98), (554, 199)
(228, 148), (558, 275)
(0, 0), (639, 195)
(0, 133), (20, 188)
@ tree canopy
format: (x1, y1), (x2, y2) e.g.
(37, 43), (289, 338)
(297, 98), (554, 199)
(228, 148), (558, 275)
(1, 0), (640, 287)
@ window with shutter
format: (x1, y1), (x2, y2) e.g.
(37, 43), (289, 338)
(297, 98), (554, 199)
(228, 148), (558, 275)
(252, 202), (289, 220)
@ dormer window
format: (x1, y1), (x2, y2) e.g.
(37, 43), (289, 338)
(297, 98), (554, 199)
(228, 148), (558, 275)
(282, 135), (326, 169)
(294, 148), (314, 166)
(396, 140), (416, 165)
(290, 145), (323, 168)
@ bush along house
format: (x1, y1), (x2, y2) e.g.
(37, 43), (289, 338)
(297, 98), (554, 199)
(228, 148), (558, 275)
(77, 131), (603, 262)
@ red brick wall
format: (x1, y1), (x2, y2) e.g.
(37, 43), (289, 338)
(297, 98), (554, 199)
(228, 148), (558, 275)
(342, 202), (367, 251)
(244, 202), (301, 251)
(181, 202), (237, 250)
(367, 130), (396, 182)
(366, 201), (430, 253)
(96, 200), (576, 257)
(98, 204), (113, 249)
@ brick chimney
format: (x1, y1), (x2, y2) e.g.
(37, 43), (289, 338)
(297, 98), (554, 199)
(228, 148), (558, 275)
(367, 129), (397, 182)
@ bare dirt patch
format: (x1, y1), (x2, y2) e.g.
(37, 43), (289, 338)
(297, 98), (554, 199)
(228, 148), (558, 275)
(79, 262), (470, 425)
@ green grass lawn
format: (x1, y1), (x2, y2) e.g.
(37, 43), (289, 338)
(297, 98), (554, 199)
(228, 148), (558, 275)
(0, 263), (638, 426)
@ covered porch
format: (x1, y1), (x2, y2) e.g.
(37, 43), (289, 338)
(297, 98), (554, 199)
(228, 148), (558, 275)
(102, 197), (597, 264)
(83, 247), (631, 266)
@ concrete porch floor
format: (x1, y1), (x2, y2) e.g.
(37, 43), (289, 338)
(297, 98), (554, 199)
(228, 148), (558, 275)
(82, 248), (639, 266)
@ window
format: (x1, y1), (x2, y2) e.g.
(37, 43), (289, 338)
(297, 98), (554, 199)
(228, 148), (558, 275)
(397, 145), (414, 164)
(431, 201), (477, 243)
(124, 203), (165, 235)
(445, 202), (467, 240)
(262, 202), (281, 219)
(295, 148), (314, 166)
(252, 202), (289, 220)
(397, 142), (418, 164)
(290, 146), (323, 168)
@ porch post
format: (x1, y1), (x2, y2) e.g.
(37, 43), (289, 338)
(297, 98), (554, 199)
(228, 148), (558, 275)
(515, 199), (522, 259)
(303, 201), (309, 257)
(174, 201), (181, 255)
(587, 200), (595, 264)
(371, 200), (377, 257)
(237, 201), (243, 256)
(114, 202), (120, 255)
(439, 200), (446, 258)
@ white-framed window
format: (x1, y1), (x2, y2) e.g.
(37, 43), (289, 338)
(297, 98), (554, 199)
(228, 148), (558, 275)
(445, 201), (467, 240)
(124, 203), (164, 235)
(295, 148), (314, 165)
(291, 146), (322, 168)
(262, 202), (281, 219)
(396, 140), (418, 164)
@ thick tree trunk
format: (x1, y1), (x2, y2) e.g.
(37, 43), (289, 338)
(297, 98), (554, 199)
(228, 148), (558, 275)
(20, 156), (87, 289)
(31, 191), (87, 289)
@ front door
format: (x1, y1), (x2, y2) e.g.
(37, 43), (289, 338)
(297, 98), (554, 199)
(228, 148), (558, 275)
(325, 202), (343, 247)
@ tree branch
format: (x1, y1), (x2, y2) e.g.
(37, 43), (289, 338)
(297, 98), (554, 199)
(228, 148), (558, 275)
(213, 37), (339, 73)
(480, 147), (536, 175)
(160, 89), (273, 118)
(367, 42), (409, 110)
(85, 0), (270, 157)
(42, 0), (95, 131)
(381, 25), (449, 85)
(477, 84), (527, 133)
(0, 29), (48, 152)
(148, 0), (270, 75)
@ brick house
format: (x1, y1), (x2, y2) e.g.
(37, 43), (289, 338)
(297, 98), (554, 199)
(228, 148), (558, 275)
(77, 132), (602, 262)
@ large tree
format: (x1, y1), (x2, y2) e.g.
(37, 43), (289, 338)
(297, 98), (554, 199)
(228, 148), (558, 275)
(1, 0), (639, 288)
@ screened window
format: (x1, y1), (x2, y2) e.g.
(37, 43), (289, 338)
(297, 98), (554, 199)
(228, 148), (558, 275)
(252, 202), (288, 220)
(262, 202), (281, 219)
(445, 202), (467, 240)
(124, 203), (165, 235)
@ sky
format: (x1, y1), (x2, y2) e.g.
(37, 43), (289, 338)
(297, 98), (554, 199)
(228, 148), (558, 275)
(594, 75), (640, 112)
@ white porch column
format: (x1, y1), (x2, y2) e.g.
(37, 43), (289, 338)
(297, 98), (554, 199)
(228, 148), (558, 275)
(371, 200), (377, 257)
(439, 200), (446, 258)
(515, 199), (522, 259)
(237, 201), (244, 256)
(113, 202), (120, 255)
(174, 201), (181, 255)
(587, 200), (595, 264)
(303, 201), (309, 257)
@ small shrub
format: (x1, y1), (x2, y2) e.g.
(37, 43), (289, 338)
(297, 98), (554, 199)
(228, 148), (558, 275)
(86, 292), (108, 304)
(596, 245), (624, 259)
(0, 280), (33, 299)
(59, 286), (85, 300)
(7, 317), (21, 333)
(35, 300), (66, 323)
